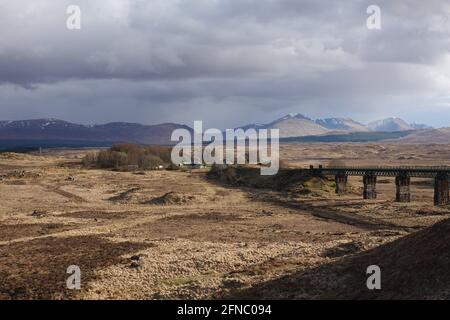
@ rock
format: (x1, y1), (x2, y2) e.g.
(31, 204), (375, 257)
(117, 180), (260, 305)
(108, 187), (140, 203)
(221, 278), (245, 289)
(323, 241), (363, 258)
(31, 210), (47, 218)
(130, 261), (141, 268)
(146, 192), (195, 205)
(12, 170), (26, 178)
(130, 255), (140, 261)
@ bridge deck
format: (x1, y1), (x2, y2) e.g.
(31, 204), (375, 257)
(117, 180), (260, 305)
(310, 166), (450, 178)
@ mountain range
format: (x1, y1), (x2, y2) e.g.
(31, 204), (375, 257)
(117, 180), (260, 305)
(0, 119), (191, 145)
(237, 114), (431, 138)
(0, 115), (441, 146)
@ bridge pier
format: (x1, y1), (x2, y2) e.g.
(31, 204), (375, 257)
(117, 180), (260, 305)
(434, 173), (449, 206)
(335, 174), (348, 194)
(395, 174), (411, 203)
(363, 174), (377, 199)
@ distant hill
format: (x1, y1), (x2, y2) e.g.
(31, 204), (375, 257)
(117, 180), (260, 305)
(281, 130), (413, 143)
(410, 123), (433, 130)
(0, 119), (192, 145)
(238, 113), (330, 138)
(315, 118), (369, 132)
(368, 117), (414, 132)
(266, 114), (330, 137)
(395, 128), (450, 144)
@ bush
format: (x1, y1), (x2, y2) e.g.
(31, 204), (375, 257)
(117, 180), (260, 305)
(97, 150), (128, 168)
(82, 152), (97, 167)
(138, 154), (164, 169)
(83, 144), (172, 171)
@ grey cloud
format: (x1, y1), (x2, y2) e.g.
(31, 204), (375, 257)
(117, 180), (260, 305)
(0, 0), (449, 127)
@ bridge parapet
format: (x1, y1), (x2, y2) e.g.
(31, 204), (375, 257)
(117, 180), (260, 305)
(311, 165), (450, 178)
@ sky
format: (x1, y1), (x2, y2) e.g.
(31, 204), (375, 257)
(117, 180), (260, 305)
(0, 0), (449, 129)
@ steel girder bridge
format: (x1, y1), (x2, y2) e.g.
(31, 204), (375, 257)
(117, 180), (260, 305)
(308, 165), (450, 206)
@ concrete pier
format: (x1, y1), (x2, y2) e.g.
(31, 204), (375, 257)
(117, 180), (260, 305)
(434, 173), (449, 206)
(363, 174), (377, 199)
(395, 174), (411, 203)
(335, 174), (348, 194)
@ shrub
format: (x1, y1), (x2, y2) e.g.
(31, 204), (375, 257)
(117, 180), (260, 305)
(82, 152), (97, 167)
(83, 144), (172, 171)
(138, 154), (164, 169)
(97, 150), (128, 168)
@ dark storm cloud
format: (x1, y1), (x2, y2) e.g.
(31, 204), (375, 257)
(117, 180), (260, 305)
(0, 0), (449, 127)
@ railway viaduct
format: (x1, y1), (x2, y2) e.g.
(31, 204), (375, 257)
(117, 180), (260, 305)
(309, 166), (450, 206)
